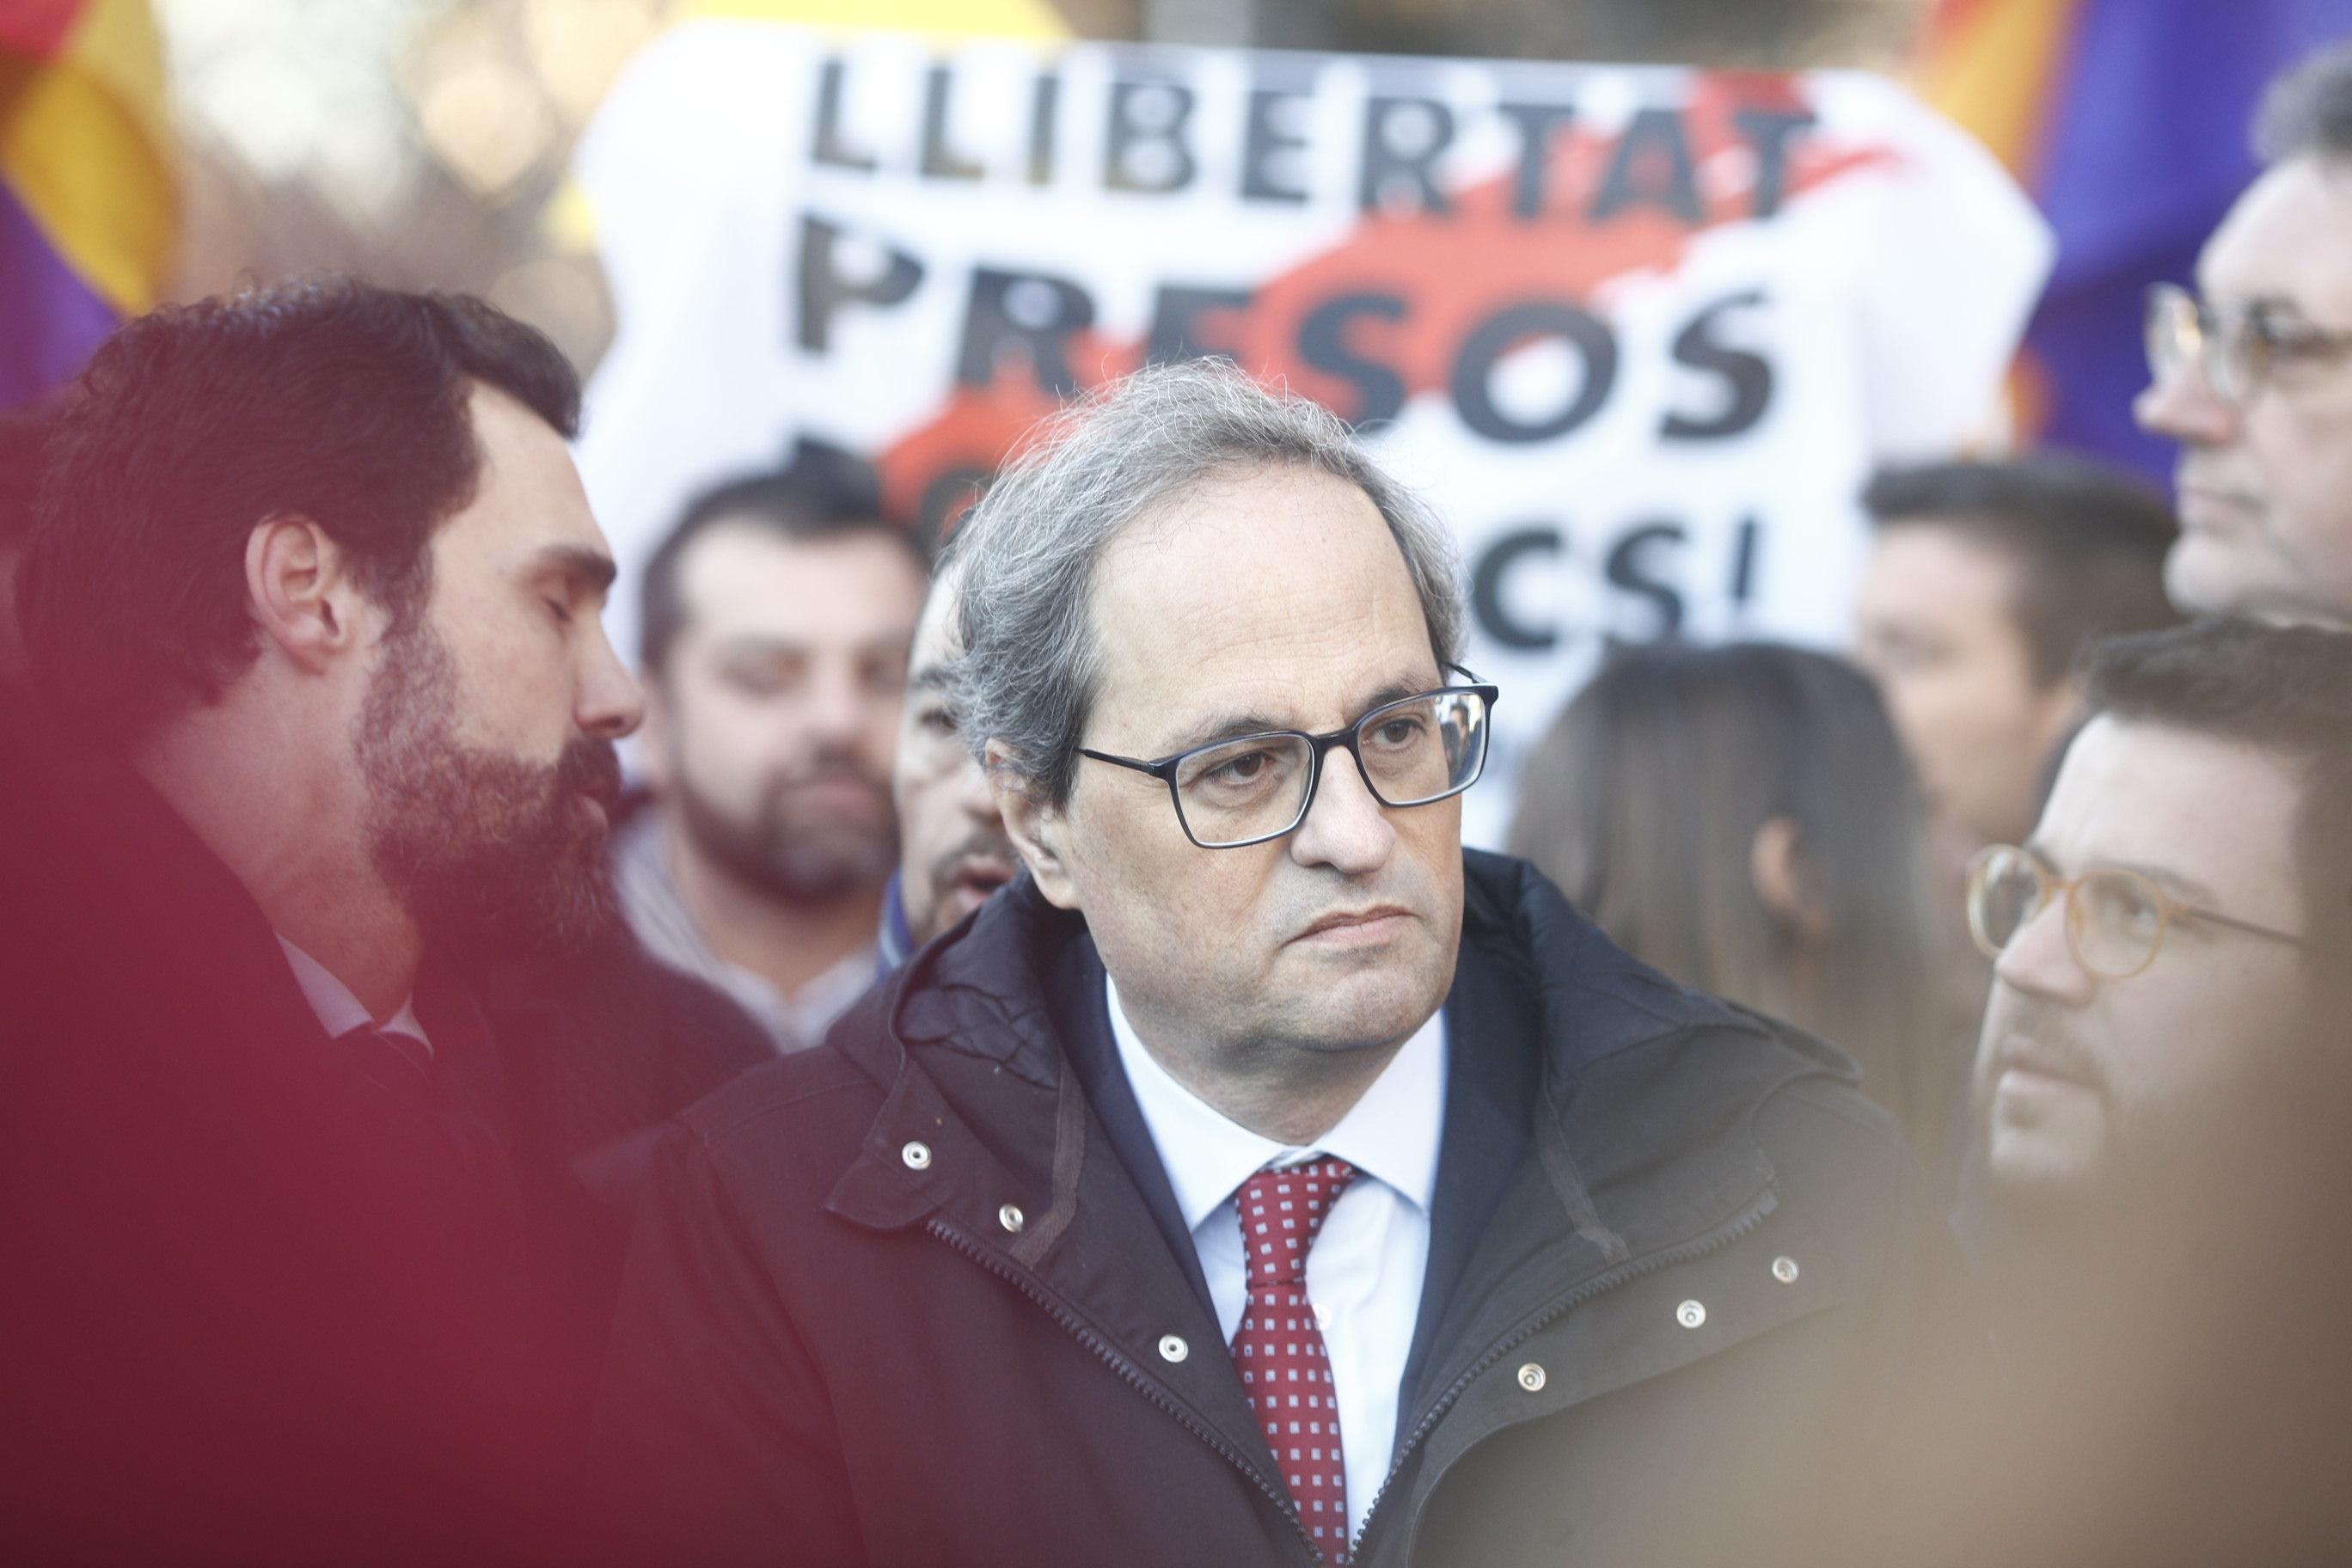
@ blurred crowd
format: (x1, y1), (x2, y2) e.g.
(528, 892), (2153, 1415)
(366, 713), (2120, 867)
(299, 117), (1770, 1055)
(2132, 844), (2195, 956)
(4, 32), (2352, 1568)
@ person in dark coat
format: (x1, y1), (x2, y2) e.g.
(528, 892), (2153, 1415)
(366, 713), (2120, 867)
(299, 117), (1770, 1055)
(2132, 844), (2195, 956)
(594, 361), (1941, 1567)
(0, 279), (768, 1565)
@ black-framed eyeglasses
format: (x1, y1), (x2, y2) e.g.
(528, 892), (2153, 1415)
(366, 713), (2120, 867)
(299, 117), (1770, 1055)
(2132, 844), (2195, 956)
(2145, 281), (2352, 410)
(1077, 671), (1499, 849)
(1966, 842), (2308, 982)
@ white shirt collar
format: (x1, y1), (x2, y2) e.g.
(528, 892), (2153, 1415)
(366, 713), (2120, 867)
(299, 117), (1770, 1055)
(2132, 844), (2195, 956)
(1106, 971), (1445, 1234)
(276, 935), (432, 1057)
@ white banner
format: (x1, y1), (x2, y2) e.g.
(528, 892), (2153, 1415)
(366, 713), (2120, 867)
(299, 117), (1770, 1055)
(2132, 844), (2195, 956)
(575, 23), (2050, 844)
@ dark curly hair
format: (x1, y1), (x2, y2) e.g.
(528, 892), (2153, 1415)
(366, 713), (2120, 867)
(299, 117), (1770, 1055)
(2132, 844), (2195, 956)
(16, 276), (579, 750)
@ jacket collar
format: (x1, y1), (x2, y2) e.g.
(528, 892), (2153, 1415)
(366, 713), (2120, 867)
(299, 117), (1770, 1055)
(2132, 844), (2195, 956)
(820, 850), (1857, 1497)
(1391, 852), (1853, 1408)
(821, 878), (1100, 1241)
(822, 880), (1272, 1481)
(824, 848), (1851, 1286)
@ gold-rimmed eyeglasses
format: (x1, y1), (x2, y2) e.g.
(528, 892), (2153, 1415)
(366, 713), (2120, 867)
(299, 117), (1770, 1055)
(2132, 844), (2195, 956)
(2145, 281), (2352, 411)
(1966, 842), (2307, 981)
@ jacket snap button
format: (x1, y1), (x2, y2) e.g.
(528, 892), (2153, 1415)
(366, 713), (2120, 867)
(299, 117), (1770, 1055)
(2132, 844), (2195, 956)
(1158, 1334), (1189, 1363)
(998, 1204), (1026, 1234)
(900, 1141), (932, 1171)
(1516, 1362), (1547, 1393)
(1676, 1300), (1706, 1329)
(1771, 1255), (1800, 1284)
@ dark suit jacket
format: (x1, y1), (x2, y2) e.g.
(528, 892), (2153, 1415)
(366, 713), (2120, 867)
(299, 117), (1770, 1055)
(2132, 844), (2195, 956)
(594, 854), (1945, 1567)
(0, 726), (771, 1565)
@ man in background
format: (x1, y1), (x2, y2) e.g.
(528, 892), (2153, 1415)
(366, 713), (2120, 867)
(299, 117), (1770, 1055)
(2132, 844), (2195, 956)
(1852, 455), (2179, 1146)
(1941, 621), (2352, 1566)
(2137, 41), (2352, 628)
(877, 555), (1018, 971)
(1853, 453), (2178, 868)
(0, 280), (766, 1564)
(616, 442), (928, 1050)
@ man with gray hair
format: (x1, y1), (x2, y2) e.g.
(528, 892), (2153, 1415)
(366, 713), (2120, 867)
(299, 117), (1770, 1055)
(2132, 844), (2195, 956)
(595, 361), (1932, 1567)
(2138, 40), (2352, 627)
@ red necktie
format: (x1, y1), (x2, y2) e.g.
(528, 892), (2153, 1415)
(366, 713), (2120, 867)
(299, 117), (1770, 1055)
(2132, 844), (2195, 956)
(1232, 1157), (1359, 1565)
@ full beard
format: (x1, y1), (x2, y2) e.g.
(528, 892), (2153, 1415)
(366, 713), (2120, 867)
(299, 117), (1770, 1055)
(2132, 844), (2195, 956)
(354, 616), (622, 964)
(672, 759), (898, 906)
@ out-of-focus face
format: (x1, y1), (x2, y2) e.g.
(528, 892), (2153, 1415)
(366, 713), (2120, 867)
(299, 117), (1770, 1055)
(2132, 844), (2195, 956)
(357, 383), (645, 954)
(2136, 157), (2352, 626)
(1972, 717), (2316, 1206)
(891, 571), (1016, 948)
(641, 524), (925, 903)
(1853, 523), (2078, 853)
(1014, 462), (1464, 1061)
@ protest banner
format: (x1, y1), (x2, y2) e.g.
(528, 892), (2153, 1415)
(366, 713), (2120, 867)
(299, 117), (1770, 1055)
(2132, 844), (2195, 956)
(575, 22), (2050, 842)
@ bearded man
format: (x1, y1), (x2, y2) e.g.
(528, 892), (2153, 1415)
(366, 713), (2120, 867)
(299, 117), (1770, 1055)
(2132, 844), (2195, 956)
(0, 279), (768, 1565)
(618, 442), (928, 1051)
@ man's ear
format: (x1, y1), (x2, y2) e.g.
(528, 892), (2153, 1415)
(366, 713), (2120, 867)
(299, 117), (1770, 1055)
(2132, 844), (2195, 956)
(987, 738), (1081, 910)
(246, 517), (369, 674)
(1749, 815), (1831, 941)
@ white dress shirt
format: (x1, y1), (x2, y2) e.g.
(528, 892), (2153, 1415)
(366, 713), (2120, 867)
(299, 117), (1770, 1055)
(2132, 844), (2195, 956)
(1106, 975), (1446, 1543)
(276, 935), (432, 1057)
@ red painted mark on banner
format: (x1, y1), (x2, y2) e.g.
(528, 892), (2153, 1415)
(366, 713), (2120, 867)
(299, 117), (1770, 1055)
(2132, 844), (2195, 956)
(879, 73), (1899, 540)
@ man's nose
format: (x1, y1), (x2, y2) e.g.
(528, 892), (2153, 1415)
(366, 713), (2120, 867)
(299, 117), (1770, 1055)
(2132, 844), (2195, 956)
(802, 665), (878, 744)
(1288, 744), (1396, 876)
(2135, 360), (2240, 449)
(1991, 892), (2097, 1009)
(579, 622), (646, 741)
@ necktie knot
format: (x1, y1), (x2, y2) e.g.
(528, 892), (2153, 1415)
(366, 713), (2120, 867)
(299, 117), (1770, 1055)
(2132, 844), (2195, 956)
(1236, 1156), (1357, 1289)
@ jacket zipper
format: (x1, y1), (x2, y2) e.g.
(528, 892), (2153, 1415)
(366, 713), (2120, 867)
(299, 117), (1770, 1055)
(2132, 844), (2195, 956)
(1349, 1192), (1776, 1565)
(926, 1218), (1326, 1565)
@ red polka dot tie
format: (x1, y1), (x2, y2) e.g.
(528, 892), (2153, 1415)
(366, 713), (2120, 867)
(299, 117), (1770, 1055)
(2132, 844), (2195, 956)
(1232, 1157), (1359, 1565)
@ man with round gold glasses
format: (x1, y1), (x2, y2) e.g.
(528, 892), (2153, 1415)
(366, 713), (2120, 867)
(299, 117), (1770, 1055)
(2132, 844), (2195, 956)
(1945, 620), (2352, 1567)
(1966, 840), (2307, 983)
(1969, 622), (2345, 1203)
(2137, 42), (2352, 628)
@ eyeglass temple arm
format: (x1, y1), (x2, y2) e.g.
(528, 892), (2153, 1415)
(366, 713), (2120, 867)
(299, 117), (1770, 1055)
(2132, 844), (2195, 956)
(1075, 746), (1178, 780)
(2184, 903), (2311, 950)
